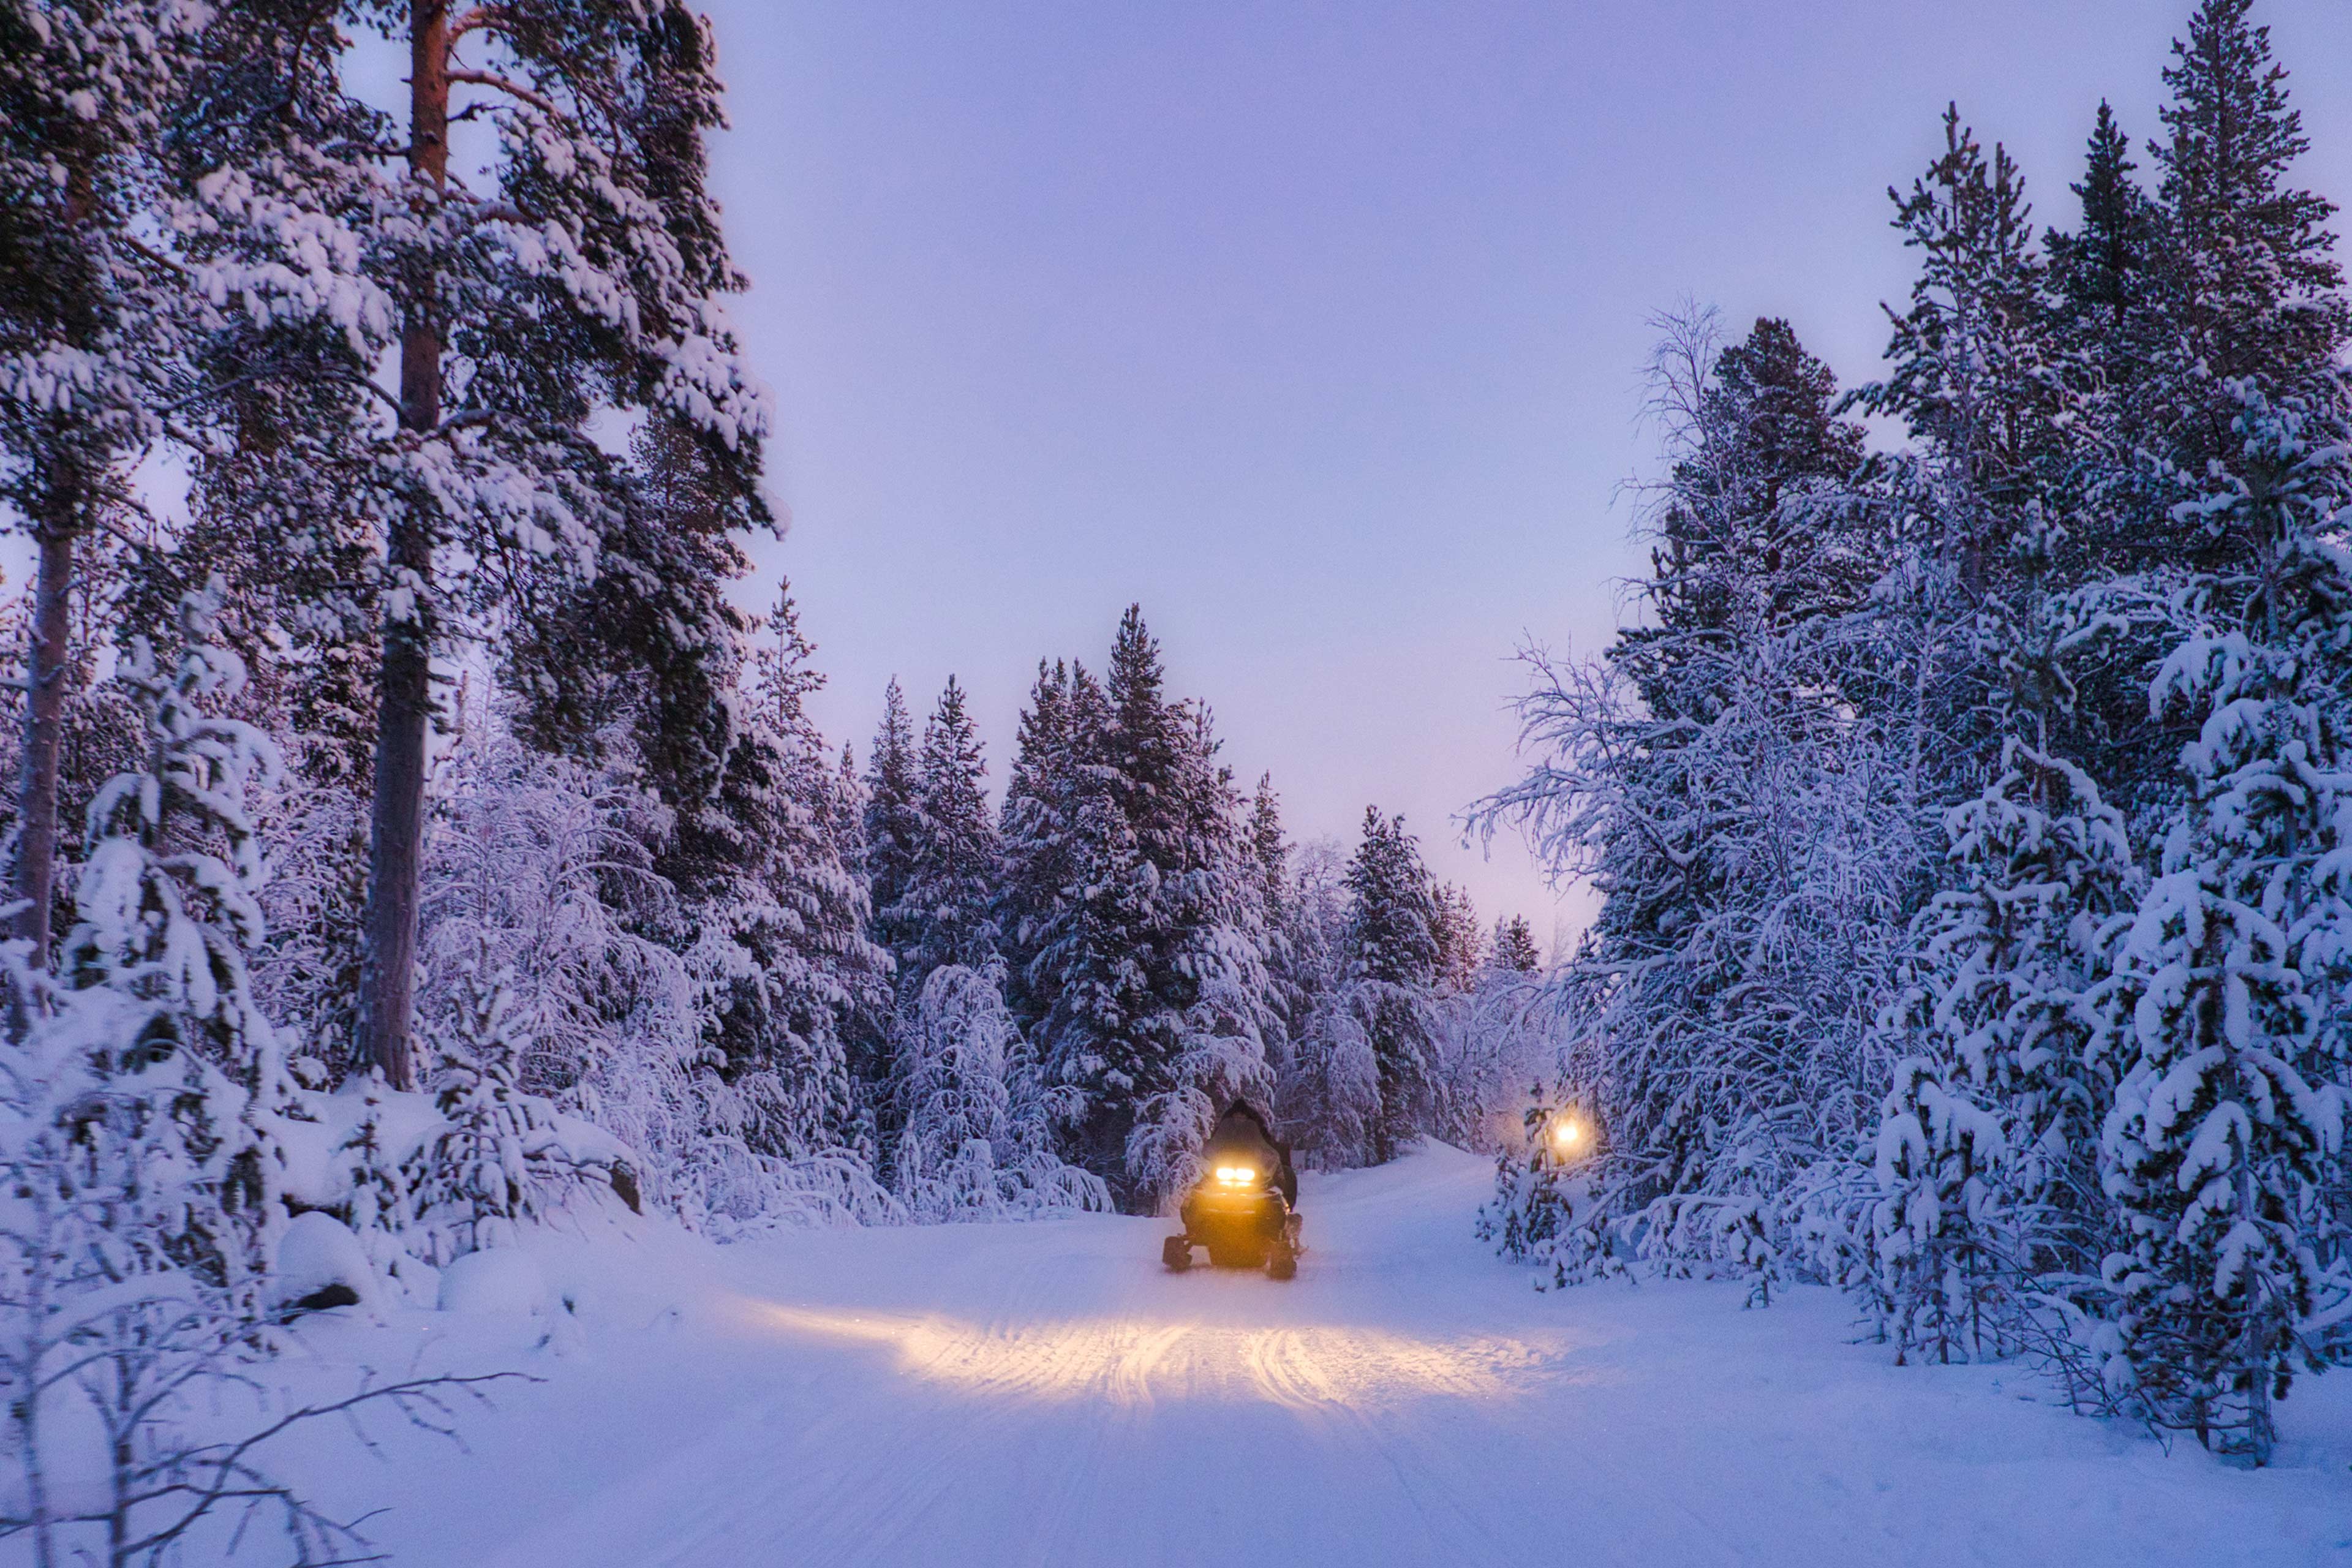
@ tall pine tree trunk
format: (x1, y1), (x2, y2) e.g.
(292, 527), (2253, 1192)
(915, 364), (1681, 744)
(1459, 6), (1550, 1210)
(12, 149), (100, 974)
(12, 495), (77, 966)
(357, 0), (449, 1091)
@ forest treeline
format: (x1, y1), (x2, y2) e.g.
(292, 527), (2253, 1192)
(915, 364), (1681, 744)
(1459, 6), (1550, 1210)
(1479, 0), (2352, 1466)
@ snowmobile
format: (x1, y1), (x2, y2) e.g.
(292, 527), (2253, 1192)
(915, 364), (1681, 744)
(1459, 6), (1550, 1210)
(1162, 1159), (1302, 1280)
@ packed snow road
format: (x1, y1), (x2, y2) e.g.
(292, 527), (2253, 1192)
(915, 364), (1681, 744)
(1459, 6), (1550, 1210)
(301, 1145), (2350, 1567)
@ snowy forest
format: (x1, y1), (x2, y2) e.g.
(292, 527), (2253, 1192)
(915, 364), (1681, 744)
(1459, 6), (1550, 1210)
(0, 2), (1558, 1557)
(1478, 0), (2352, 1469)
(6, 0), (2352, 1561)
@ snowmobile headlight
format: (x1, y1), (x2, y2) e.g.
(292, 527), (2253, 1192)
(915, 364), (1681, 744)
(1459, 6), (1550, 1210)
(1215, 1164), (1257, 1186)
(1552, 1117), (1584, 1154)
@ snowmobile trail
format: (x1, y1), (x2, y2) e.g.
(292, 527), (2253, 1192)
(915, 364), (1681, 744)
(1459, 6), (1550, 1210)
(330, 1144), (2352, 1568)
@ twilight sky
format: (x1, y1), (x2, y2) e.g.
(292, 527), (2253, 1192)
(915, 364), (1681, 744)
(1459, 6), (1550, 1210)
(694, 0), (2352, 940)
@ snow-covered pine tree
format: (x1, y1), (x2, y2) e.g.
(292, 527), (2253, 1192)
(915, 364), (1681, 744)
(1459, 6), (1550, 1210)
(1343, 809), (1439, 1164)
(2073, 9), (2352, 1463)
(677, 589), (888, 1158)
(864, 678), (924, 983)
(1868, 742), (2138, 1363)
(2094, 378), (2352, 1465)
(2146, 0), (2349, 428)
(201, 0), (773, 1093)
(1125, 703), (1275, 1207)
(1491, 915), (1542, 976)
(1431, 883), (1486, 996)
(0, 0), (216, 965)
(2046, 102), (2160, 386)
(891, 962), (1016, 1218)
(890, 963), (1106, 1219)
(894, 677), (1000, 989)
(1028, 617), (1183, 1202)
(409, 946), (612, 1262)
(127, 0), (399, 817)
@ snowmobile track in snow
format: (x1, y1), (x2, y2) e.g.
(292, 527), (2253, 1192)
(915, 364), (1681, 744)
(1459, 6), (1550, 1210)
(311, 1144), (2352, 1568)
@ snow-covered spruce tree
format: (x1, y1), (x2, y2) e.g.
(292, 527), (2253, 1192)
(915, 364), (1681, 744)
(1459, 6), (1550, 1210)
(1430, 882), (1485, 997)
(2059, 2), (2352, 1463)
(873, 676), (1002, 1178)
(1341, 809), (1441, 1164)
(2046, 102), (2162, 411)
(1857, 107), (2068, 612)
(1248, 774), (1289, 929)
(1867, 742), (2138, 1364)
(863, 677), (924, 986)
(1268, 837), (1374, 1168)
(826, 738), (889, 1137)
(408, 948), (609, 1263)
(895, 677), (1000, 990)
(59, 582), (293, 1290)
(1244, 774), (1297, 1052)
(1839, 107), (2152, 1357)
(671, 591), (888, 1163)
(2144, 0), (2350, 464)
(2092, 380), (2352, 1466)
(892, 963), (1107, 1220)
(1125, 705), (1275, 1207)
(996, 658), (1080, 1037)
(1491, 914), (1543, 976)
(1028, 619), (1185, 1201)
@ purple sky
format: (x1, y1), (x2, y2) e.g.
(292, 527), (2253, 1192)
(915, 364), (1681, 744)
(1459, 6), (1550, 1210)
(698, 0), (2352, 939)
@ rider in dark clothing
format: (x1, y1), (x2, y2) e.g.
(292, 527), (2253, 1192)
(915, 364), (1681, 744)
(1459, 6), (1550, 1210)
(1201, 1099), (1298, 1208)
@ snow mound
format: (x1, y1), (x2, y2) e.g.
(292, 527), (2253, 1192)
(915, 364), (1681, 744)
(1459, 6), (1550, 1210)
(438, 1246), (552, 1317)
(270, 1212), (378, 1312)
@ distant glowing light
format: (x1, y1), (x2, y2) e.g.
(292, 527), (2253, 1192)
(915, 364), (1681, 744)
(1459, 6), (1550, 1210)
(1552, 1118), (1584, 1153)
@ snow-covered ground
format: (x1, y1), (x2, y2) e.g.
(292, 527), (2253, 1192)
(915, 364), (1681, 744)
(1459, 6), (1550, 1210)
(273, 1144), (2350, 1567)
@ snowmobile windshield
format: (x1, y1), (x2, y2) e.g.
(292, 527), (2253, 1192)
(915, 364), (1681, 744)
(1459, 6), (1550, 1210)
(1204, 1112), (1277, 1166)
